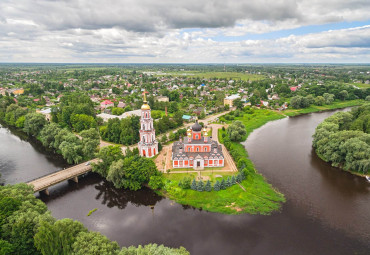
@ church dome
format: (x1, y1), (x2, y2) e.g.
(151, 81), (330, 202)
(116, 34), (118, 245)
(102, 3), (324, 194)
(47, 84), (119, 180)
(192, 120), (202, 131)
(141, 103), (150, 110)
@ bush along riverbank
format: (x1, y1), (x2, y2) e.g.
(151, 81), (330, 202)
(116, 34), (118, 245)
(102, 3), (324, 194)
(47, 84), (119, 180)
(313, 103), (370, 176)
(159, 108), (286, 215)
(0, 184), (189, 255)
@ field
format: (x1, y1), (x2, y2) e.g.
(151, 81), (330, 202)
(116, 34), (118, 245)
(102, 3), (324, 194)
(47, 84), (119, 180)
(155, 71), (265, 81)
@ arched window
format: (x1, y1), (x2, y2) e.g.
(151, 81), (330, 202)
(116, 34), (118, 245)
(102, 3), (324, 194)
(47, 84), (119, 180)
(196, 147), (199, 152)
(204, 147), (207, 152)
(142, 136), (145, 142)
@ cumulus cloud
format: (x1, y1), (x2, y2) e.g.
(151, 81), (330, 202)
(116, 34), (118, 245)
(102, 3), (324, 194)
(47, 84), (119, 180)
(0, 0), (369, 62)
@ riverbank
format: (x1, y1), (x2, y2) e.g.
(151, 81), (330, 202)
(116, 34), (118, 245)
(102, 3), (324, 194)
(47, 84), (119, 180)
(284, 99), (364, 117)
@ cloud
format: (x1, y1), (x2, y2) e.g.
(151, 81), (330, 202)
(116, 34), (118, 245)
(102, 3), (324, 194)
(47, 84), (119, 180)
(0, 0), (369, 62)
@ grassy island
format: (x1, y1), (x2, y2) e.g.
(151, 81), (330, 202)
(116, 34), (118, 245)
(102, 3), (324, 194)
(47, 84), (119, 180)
(160, 108), (286, 215)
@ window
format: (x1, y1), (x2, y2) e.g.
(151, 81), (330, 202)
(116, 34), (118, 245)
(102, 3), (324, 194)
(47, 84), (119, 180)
(204, 147), (207, 152)
(196, 147), (199, 152)
(142, 136), (145, 142)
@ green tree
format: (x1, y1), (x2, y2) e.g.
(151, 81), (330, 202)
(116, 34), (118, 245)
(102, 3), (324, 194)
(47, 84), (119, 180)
(71, 114), (97, 132)
(23, 113), (47, 136)
(148, 176), (164, 190)
(220, 179), (226, 190)
(34, 219), (87, 255)
(39, 123), (62, 148)
(213, 180), (221, 191)
(190, 179), (197, 190)
(227, 121), (246, 142)
(72, 232), (120, 255)
(0, 239), (14, 255)
(232, 98), (243, 110)
(314, 96), (325, 106)
(205, 180), (212, 192)
(197, 181), (204, 192)
(93, 146), (124, 178)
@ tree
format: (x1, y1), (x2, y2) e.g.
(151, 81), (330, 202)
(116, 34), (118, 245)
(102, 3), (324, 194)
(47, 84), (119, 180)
(80, 128), (100, 159)
(0, 239), (14, 255)
(178, 177), (192, 189)
(227, 121), (246, 142)
(197, 181), (204, 191)
(93, 145), (124, 178)
(23, 113), (47, 136)
(72, 232), (120, 255)
(338, 90), (349, 101)
(220, 179), (226, 190)
(314, 96), (325, 106)
(226, 177), (231, 187)
(205, 180), (212, 192)
(39, 123), (62, 148)
(148, 176), (164, 190)
(323, 93), (335, 104)
(231, 176), (236, 185)
(106, 156), (159, 191)
(191, 179), (197, 190)
(71, 114), (97, 132)
(34, 219), (87, 255)
(213, 180), (221, 191)
(232, 98), (243, 110)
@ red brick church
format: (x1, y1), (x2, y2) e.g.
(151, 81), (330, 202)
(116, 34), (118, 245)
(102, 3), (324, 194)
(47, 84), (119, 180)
(172, 121), (224, 170)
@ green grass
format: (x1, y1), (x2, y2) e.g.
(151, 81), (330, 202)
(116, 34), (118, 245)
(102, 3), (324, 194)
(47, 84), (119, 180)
(155, 71), (265, 81)
(284, 99), (365, 117)
(87, 208), (97, 216)
(163, 171), (285, 215)
(345, 82), (370, 89)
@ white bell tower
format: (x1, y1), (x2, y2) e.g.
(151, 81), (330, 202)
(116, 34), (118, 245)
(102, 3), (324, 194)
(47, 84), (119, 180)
(138, 91), (158, 158)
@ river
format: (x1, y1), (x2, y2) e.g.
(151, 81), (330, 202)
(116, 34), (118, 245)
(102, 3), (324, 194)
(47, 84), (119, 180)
(0, 110), (369, 255)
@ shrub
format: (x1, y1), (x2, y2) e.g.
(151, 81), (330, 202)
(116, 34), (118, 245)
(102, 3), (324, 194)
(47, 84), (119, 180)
(197, 181), (204, 192)
(205, 180), (212, 192)
(190, 179), (197, 190)
(178, 177), (192, 189)
(213, 180), (221, 191)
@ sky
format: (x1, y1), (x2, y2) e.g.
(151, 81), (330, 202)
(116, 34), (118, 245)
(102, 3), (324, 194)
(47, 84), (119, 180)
(0, 0), (370, 63)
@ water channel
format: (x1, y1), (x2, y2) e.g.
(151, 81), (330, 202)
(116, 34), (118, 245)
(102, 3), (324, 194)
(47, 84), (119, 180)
(0, 109), (369, 255)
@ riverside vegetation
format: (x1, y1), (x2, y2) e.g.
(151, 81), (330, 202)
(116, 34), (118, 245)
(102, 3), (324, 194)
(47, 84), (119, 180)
(313, 103), (370, 175)
(0, 184), (189, 255)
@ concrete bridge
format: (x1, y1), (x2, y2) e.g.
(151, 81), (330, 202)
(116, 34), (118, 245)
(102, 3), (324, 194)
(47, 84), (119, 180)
(27, 159), (99, 195)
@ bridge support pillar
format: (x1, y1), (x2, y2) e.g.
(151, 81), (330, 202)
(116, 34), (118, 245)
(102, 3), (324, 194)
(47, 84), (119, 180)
(40, 188), (49, 196)
(71, 176), (78, 183)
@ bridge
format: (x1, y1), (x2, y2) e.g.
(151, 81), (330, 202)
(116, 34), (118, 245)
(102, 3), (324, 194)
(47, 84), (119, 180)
(27, 159), (99, 195)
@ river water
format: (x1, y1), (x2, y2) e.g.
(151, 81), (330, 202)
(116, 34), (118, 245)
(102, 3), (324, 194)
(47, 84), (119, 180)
(0, 110), (369, 255)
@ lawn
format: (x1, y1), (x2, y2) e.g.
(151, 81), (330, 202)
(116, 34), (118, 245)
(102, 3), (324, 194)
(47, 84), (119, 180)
(163, 171), (285, 215)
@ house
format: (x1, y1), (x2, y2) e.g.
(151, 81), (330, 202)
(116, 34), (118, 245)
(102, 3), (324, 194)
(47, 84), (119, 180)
(117, 101), (126, 108)
(100, 100), (114, 109)
(156, 96), (169, 102)
(224, 94), (240, 107)
(290, 86), (298, 92)
(182, 115), (195, 122)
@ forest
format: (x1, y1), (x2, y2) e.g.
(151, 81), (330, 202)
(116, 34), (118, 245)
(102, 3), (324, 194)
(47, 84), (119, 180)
(313, 104), (370, 174)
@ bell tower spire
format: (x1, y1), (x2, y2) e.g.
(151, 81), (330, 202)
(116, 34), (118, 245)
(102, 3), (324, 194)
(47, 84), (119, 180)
(138, 90), (158, 158)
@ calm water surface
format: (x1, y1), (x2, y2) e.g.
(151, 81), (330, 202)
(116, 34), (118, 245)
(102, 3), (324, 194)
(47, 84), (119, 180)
(0, 110), (369, 255)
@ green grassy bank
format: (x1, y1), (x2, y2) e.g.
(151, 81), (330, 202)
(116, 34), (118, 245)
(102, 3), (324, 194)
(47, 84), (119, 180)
(284, 99), (364, 117)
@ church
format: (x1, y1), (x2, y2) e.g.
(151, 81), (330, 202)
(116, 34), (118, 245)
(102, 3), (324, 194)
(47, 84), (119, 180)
(138, 91), (158, 158)
(172, 121), (225, 170)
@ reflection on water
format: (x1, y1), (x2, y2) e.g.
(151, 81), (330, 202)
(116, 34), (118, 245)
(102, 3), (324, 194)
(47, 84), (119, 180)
(1, 110), (370, 255)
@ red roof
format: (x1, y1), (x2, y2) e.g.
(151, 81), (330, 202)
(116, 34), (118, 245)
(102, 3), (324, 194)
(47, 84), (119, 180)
(101, 100), (113, 105)
(290, 86), (297, 92)
(33, 98), (40, 102)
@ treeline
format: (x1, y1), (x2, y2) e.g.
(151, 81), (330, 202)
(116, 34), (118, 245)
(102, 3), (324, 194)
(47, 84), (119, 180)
(100, 112), (184, 145)
(313, 104), (370, 174)
(92, 145), (163, 191)
(0, 101), (99, 164)
(51, 94), (97, 132)
(0, 184), (189, 255)
(290, 93), (335, 109)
